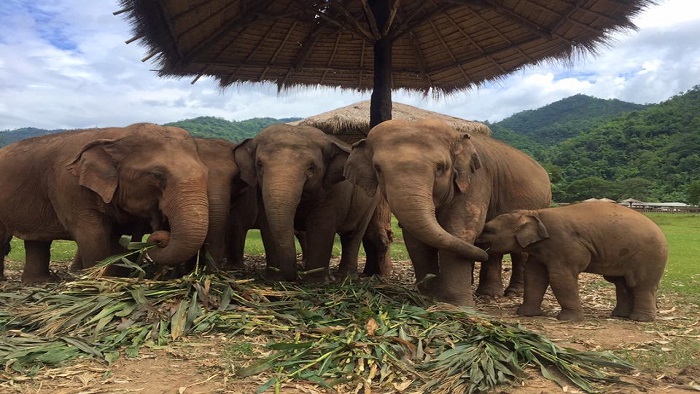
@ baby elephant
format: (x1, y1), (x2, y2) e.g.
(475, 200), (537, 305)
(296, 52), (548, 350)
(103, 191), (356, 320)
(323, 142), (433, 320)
(476, 201), (668, 322)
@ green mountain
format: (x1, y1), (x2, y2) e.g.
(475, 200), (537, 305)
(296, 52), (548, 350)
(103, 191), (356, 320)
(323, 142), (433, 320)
(490, 94), (647, 147)
(0, 127), (67, 146)
(489, 88), (700, 203)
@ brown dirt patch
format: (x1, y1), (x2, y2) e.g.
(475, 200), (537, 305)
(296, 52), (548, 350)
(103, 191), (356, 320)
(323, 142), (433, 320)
(1, 258), (699, 394)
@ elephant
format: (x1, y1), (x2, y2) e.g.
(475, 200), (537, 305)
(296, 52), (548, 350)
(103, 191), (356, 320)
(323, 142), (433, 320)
(344, 119), (552, 306)
(0, 240), (9, 280)
(0, 123), (209, 283)
(233, 124), (379, 282)
(476, 201), (668, 322)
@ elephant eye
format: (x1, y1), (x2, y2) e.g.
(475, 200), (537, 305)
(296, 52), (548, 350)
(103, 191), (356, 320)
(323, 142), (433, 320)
(436, 163), (446, 175)
(308, 162), (317, 172)
(374, 164), (381, 174)
(256, 160), (263, 170)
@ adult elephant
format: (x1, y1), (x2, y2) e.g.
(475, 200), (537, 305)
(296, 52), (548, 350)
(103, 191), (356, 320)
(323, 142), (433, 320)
(344, 119), (552, 306)
(0, 123), (209, 283)
(233, 124), (379, 282)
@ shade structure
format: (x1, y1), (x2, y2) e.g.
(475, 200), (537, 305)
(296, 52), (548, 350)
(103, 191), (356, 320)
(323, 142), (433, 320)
(118, 0), (650, 95)
(290, 100), (491, 144)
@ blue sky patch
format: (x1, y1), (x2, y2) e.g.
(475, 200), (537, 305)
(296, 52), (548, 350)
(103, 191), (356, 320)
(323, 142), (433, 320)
(23, 2), (78, 51)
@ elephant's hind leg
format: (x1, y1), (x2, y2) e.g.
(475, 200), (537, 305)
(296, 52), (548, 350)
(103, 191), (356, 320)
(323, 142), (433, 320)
(630, 287), (658, 322)
(604, 275), (634, 318)
(22, 240), (56, 284)
(517, 259), (548, 317)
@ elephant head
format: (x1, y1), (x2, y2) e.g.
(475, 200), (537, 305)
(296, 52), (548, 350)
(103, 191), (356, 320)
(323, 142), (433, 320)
(233, 124), (349, 280)
(477, 211), (550, 254)
(344, 119), (488, 262)
(67, 124), (209, 266)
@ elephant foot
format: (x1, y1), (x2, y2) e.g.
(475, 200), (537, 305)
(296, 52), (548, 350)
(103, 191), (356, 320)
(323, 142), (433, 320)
(21, 273), (59, 285)
(556, 309), (584, 322)
(516, 304), (544, 317)
(504, 285), (524, 297)
(611, 306), (633, 318)
(475, 283), (505, 298)
(630, 310), (656, 322)
(420, 288), (475, 307)
(0, 275), (6, 282)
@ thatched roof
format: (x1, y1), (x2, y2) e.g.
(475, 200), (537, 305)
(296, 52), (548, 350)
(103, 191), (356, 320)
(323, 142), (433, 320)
(289, 101), (490, 143)
(116, 0), (652, 94)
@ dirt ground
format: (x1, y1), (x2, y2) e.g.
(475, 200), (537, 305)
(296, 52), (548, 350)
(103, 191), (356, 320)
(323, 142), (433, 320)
(1, 257), (699, 394)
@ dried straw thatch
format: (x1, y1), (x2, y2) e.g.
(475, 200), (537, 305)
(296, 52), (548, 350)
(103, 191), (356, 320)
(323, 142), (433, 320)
(115, 0), (653, 95)
(290, 101), (491, 143)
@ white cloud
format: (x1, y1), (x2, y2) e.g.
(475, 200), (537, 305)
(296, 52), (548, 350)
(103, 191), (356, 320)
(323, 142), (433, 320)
(1, 0), (699, 130)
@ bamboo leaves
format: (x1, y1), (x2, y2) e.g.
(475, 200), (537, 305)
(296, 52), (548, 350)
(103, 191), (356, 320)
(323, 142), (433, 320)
(1, 267), (635, 392)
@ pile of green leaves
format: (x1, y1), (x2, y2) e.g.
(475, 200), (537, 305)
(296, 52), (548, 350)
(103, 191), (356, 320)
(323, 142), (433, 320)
(0, 247), (634, 392)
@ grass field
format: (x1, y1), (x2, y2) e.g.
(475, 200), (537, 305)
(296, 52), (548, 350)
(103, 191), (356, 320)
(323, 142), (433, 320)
(7, 213), (698, 295)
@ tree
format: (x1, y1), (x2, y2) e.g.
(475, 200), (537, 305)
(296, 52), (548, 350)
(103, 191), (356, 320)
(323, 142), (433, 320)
(688, 181), (700, 205)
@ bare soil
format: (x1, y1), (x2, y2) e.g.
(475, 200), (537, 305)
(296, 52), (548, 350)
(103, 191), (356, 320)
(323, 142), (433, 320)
(1, 258), (699, 394)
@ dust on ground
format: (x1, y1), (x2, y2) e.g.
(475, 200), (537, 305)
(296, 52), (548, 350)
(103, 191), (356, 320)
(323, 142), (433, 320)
(1, 257), (698, 394)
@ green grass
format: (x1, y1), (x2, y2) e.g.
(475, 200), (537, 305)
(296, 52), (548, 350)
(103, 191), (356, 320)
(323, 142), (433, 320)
(5, 214), (695, 295)
(645, 213), (700, 297)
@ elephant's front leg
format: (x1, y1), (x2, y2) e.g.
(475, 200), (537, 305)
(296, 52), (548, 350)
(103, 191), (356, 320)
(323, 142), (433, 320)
(432, 251), (476, 306)
(517, 258), (549, 317)
(402, 229), (438, 287)
(337, 231), (362, 278)
(21, 240), (56, 283)
(504, 252), (527, 297)
(548, 265), (585, 321)
(475, 253), (505, 298)
(301, 213), (337, 283)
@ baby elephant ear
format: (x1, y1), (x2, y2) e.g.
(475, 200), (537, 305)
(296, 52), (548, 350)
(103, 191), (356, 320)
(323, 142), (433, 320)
(66, 139), (119, 203)
(344, 139), (378, 197)
(515, 214), (550, 248)
(323, 140), (350, 188)
(232, 139), (257, 187)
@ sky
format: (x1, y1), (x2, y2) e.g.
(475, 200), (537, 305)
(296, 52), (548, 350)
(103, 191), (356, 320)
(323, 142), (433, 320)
(1, 0), (699, 131)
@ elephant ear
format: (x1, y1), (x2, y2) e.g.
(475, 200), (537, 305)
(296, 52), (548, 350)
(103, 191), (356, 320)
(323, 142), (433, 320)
(232, 139), (257, 187)
(66, 139), (120, 203)
(323, 140), (350, 188)
(515, 214), (550, 248)
(343, 139), (377, 197)
(452, 133), (481, 193)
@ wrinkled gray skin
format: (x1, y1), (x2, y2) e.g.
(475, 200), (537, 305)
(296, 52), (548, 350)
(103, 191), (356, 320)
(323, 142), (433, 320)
(234, 124), (379, 281)
(0, 123), (209, 283)
(344, 119), (551, 306)
(476, 201), (668, 322)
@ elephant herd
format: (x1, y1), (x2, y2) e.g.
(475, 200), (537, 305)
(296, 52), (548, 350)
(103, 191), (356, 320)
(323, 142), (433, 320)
(0, 119), (668, 322)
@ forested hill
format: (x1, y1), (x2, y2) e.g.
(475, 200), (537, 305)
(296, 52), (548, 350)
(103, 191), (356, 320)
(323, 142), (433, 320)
(0, 116), (301, 147)
(0, 127), (67, 147)
(489, 94), (647, 155)
(491, 87), (700, 203)
(165, 116), (301, 142)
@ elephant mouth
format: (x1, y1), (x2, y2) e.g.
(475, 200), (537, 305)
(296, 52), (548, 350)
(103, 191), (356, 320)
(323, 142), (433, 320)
(474, 240), (491, 252)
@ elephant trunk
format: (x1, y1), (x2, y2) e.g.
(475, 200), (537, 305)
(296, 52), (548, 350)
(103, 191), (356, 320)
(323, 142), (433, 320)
(262, 174), (303, 280)
(147, 183), (209, 266)
(385, 182), (489, 262)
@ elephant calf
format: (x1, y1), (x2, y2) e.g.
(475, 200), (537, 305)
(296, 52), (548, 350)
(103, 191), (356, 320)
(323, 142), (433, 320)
(476, 201), (668, 322)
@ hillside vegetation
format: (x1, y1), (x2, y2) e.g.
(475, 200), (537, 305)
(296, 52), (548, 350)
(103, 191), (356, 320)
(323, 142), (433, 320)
(490, 87), (700, 203)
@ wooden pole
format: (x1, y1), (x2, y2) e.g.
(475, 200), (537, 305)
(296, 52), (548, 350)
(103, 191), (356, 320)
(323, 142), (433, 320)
(369, 0), (392, 128)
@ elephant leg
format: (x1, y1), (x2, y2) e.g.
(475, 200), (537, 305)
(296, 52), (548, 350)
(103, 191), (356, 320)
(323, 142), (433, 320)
(337, 231), (363, 279)
(517, 259), (548, 317)
(604, 275), (633, 318)
(402, 229), (438, 284)
(475, 253), (505, 298)
(22, 240), (56, 284)
(1, 235), (11, 280)
(504, 252), (527, 297)
(630, 287), (657, 322)
(548, 267), (584, 321)
(428, 251), (475, 306)
(301, 224), (336, 283)
(256, 210), (286, 277)
(226, 226), (248, 268)
(361, 199), (393, 277)
(295, 231), (308, 262)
